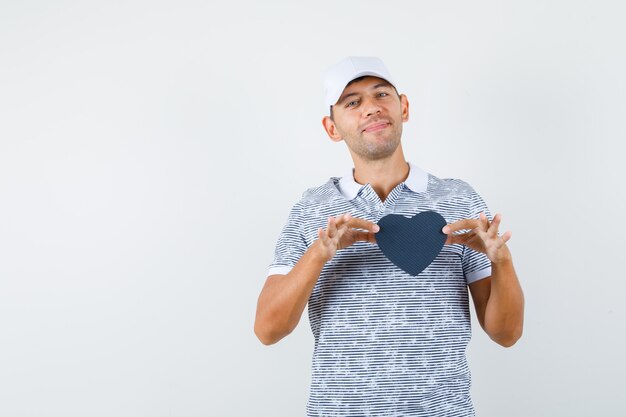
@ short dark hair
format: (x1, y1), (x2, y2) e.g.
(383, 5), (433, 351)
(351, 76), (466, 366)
(329, 76), (400, 120)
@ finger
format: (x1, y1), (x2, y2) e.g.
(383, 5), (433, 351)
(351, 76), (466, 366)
(318, 227), (330, 246)
(346, 217), (380, 233)
(488, 213), (501, 237)
(335, 224), (349, 242)
(500, 230), (512, 244)
(442, 218), (481, 234)
(444, 232), (471, 245)
(351, 231), (377, 244)
(335, 214), (356, 235)
(326, 216), (338, 239)
(479, 212), (490, 231)
(333, 212), (352, 228)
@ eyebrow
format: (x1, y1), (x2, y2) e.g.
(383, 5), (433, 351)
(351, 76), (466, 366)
(337, 82), (394, 105)
(372, 82), (393, 90)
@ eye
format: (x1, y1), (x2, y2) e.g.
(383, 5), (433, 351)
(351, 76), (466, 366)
(377, 92), (389, 97)
(346, 100), (359, 107)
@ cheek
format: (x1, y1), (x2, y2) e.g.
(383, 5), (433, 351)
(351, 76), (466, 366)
(335, 117), (359, 135)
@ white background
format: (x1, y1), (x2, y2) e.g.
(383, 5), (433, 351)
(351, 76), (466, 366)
(1, 1), (625, 416)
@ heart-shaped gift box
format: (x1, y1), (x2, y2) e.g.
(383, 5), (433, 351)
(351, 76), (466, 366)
(375, 211), (448, 276)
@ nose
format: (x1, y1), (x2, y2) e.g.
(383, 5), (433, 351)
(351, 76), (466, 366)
(361, 96), (382, 117)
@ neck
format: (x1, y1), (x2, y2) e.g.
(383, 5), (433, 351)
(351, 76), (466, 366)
(351, 146), (409, 202)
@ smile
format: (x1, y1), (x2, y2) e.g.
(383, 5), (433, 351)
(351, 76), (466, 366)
(362, 122), (390, 133)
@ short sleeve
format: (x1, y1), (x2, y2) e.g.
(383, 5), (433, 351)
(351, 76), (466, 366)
(267, 201), (308, 277)
(461, 185), (493, 284)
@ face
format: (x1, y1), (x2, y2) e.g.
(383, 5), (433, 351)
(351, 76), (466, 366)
(322, 76), (409, 162)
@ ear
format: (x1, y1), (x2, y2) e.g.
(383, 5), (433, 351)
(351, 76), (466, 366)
(322, 115), (343, 142)
(400, 94), (409, 122)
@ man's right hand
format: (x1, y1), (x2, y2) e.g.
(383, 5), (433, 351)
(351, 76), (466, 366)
(255, 213), (379, 345)
(314, 213), (380, 262)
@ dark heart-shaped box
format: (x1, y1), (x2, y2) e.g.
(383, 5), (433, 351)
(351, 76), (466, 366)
(375, 211), (448, 276)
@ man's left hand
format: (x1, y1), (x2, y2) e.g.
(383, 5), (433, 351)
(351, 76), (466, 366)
(442, 213), (512, 264)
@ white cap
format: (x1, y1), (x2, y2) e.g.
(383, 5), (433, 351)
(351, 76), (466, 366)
(323, 56), (396, 111)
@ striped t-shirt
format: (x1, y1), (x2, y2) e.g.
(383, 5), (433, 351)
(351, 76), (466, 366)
(268, 162), (492, 417)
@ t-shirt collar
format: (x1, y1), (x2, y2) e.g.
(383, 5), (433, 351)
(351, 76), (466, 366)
(337, 161), (428, 200)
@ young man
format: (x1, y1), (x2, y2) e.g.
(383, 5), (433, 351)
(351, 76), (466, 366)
(255, 57), (524, 416)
